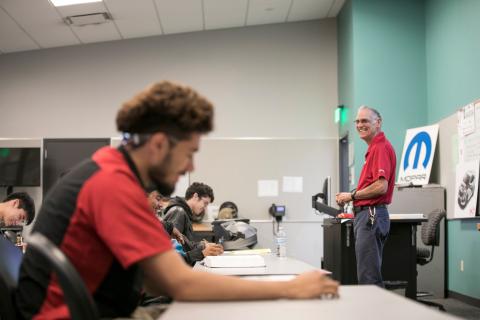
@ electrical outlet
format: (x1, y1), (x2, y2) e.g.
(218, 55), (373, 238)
(460, 260), (464, 272)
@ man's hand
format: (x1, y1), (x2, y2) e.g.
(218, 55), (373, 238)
(335, 192), (352, 206)
(172, 227), (185, 244)
(202, 243), (224, 256)
(287, 271), (339, 299)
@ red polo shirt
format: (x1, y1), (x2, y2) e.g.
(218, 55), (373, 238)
(355, 132), (396, 206)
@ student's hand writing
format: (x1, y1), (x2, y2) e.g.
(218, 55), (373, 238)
(202, 243), (224, 256)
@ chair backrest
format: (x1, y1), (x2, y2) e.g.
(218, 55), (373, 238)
(421, 209), (446, 246)
(0, 235), (23, 320)
(27, 233), (99, 320)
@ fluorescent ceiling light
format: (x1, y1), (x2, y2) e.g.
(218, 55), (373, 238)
(51, 0), (102, 7)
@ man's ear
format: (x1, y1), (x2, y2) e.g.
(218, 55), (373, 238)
(11, 199), (20, 208)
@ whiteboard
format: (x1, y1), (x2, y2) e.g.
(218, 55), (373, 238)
(191, 138), (338, 220)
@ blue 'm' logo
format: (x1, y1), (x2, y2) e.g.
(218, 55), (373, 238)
(403, 131), (432, 170)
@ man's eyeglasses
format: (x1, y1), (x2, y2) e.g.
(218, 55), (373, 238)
(354, 118), (378, 125)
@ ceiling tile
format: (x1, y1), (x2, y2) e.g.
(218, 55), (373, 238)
(55, 1), (120, 44)
(328, 0), (346, 17)
(1, 0), (79, 49)
(70, 22), (121, 44)
(155, 0), (203, 34)
(104, 0), (162, 39)
(204, 0), (248, 30)
(247, 0), (291, 26)
(0, 7), (39, 53)
(287, 0), (332, 22)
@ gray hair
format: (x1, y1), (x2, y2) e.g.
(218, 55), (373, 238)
(358, 105), (382, 121)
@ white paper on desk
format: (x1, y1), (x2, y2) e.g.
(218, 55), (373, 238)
(222, 248), (271, 255)
(203, 255), (266, 268)
(242, 275), (295, 281)
(282, 176), (303, 193)
(257, 180), (278, 197)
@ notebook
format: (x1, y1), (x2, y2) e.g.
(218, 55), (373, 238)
(203, 255), (266, 268)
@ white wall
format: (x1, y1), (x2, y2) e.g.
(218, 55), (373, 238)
(0, 19), (338, 139)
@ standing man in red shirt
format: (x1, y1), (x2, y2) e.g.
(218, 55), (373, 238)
(336, 106), (396, 286)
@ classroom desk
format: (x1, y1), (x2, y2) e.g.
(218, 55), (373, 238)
(193, 254), (323, 276)
(323, 214), (426, 299)
(160, 285), (459, 320)
(191, 223), (215, 242)
(192, 223), (213, 232)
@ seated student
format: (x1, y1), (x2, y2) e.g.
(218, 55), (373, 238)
(0, 192), (35, 227)
(147, 190), (171, 215)
(147, 190), (184, 245)
(16, 81), (338, 320)
(163, 182), (223, 264)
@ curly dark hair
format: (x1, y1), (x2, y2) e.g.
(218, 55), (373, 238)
(185, 182), (214, 202)
(116, 81), (214, 140)
(3, 192), (36, 225)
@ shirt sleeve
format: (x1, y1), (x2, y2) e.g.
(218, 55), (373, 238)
(82, 170), (173, 268)
(371, 145), (393, 182)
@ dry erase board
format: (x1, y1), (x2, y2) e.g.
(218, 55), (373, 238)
(190, 138), (338, 220)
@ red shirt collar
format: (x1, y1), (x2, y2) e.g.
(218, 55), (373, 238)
(365, 132), (385, 157)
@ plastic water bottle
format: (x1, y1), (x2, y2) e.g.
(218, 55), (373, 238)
(275, 226), (287, 258)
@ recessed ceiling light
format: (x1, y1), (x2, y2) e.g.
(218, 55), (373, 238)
(50, 0), (102, 7)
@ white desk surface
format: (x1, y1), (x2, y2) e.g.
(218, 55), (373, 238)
(193, 254), (325, 276)
(160, 285), (460, 320)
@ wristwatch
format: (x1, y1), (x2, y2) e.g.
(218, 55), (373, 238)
(351, 190), (357, 201)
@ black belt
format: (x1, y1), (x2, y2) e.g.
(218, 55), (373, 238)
(353, 204), (387, 214)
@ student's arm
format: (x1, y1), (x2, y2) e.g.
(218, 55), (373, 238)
(139, 250), (339, 301)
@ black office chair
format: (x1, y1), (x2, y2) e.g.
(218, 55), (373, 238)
(27, 233), (99, 320)
(0, 235), (23, 320)
(416, 209), (446, 311)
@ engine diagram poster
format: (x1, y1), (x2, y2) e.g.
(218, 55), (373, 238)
(454, 160), (479, 218)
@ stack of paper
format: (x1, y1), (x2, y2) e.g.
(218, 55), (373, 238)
(222, 248), (271, 255)
(203, 255), (266, 268)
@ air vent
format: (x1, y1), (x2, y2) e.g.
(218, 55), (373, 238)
(64, 12), (112, 26)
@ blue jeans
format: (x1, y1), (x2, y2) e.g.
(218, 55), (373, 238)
(353, 207), (390, 286)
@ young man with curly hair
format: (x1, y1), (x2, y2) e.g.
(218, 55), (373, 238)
(17, 81), (338, 319)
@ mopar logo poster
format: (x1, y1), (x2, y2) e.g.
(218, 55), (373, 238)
(397, 124), (439, 185)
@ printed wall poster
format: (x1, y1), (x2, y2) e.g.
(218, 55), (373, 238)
(454, 160), (479, 218)
(397, 124), (439, 185)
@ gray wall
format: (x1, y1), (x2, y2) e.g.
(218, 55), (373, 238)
(0, 19), (338, 139)
(0, 20), (339, 264)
